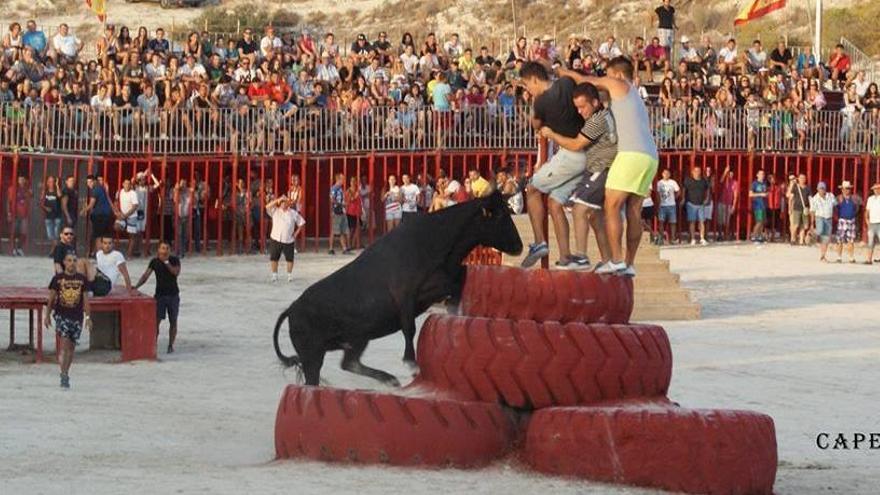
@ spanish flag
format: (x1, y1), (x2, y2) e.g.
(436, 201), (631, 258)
(85, 0), (107, 23)
(734, 0), (786, 26)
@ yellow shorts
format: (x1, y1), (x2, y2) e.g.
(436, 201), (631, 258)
(606, 151), (659, 197)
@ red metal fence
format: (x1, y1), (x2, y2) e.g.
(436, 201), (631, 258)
(0, 150), (538, 256)
(2, 150), (879, 257)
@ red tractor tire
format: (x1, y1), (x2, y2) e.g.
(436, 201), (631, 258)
(415, 315), (672, 409)
(275, 384), (517, 468)
(523, 405), (777, 495)
(460, 265), (633, 324)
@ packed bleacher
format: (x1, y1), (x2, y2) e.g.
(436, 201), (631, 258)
(0, 18), (878, 155)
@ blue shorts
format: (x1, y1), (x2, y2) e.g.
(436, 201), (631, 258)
(702, 202), (714, 221)
(658, 205), (677, 223)
(686, 202), (706, 222)
(815, 217), (832, 240)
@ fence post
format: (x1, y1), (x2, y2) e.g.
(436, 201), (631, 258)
(230, 152), (238, 257)
(368, 151), (376, 245)
(8, 152), (20, 255)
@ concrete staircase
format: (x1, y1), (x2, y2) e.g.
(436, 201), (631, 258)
(505, 215), (700, 321)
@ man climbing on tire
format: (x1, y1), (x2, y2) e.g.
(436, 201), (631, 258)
(518, 62), (587, 268)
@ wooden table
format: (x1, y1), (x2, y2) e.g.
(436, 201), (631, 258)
(0, 287), (158, 363)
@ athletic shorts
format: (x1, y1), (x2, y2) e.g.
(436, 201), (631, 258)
(269, 239), (295, 262)
(156, 294), (180, 325)
(815, 217), (832, 240)
(753, 209), (766, 223)
(331, 213), (349, 235)
(658, 205), (677, 223)
(686, 202), (706, 222)
(606, 152), (659, 197)
(641, 205), (655, 221)
(55, 315), (83, 345)
(530, 148), (588, 204)
(789, 210), (809, 229)
(837, 218), (856, 244)
(570, 169), (609, 209)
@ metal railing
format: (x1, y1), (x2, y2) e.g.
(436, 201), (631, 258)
(839, 37), (876, 82)
(0, 103), (536, 155)
(1, 102), (879, 156)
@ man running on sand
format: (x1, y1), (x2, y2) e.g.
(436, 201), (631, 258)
(518, 61), (587, 268)
(538, 82), (615, 269)
(559, 57), (659, 276)
(46, 253), (91, 389)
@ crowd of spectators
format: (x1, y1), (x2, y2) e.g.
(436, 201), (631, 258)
(0, 7), (876, 155)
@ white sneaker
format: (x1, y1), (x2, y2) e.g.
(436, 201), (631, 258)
(690, 239), (697, 246)
(287, 274), (293, 283)
(700, 238), (708, 246)
(595, 261), (626, 275)
(271, 273), (278, 283)
(621, 265), (637, 277)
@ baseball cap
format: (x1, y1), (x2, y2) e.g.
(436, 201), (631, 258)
(817, 181), (827, 190)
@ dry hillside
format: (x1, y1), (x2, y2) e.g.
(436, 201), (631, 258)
(2, 0), (877, 58)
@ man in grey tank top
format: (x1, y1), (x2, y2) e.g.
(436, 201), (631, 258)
(558, 57), (659, 277)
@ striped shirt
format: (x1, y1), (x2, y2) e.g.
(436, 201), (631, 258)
(580, 108), (618, 174)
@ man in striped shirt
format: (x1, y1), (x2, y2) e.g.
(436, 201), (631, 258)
(538, 82), (616, 270)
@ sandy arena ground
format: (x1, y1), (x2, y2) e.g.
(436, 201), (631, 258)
(1, 242), (879, 494)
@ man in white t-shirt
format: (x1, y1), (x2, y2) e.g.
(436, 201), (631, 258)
(260, 26), (283, 59)
(717, 38), (740, 75)
(52, 24), (82, 62)
(115, 178), (140, 258)
(656, 168), (681, 243)
(865, 183), (880, 264)
(400, 45), (419, 77)
(96, 237), (133, 292)
(266, 196), (306, 282)
(399, 174), (421, 222)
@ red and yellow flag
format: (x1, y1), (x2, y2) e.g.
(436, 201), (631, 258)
(734, 0), (786, 26)
(85, 0), (107, 23)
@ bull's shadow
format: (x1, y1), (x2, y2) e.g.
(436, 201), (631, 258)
(273, 191), (523, 386)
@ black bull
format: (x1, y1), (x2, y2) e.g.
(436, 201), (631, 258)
(273, 191), (523, 386)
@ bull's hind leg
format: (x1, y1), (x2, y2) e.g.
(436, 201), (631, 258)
(340, 340), (401, 387)
(301, 350), (326, 386)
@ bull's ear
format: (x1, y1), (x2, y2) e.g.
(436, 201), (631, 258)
(481, 207), (491, 218)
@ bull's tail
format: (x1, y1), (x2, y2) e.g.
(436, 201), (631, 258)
(273, 308), (301, 369)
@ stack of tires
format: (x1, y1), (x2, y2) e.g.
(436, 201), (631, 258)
(275, 265), (778, 494)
